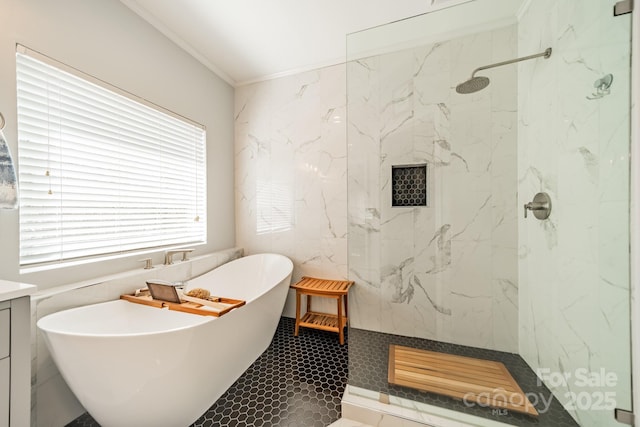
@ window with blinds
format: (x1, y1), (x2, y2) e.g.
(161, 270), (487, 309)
(16, 48), (206, 268)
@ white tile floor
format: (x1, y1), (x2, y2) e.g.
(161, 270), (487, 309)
(337, 385), (518, 427)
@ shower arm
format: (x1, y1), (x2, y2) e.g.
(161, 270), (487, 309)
(469, 48), (552, 78)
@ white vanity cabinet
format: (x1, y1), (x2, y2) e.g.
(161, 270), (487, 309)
(0, 305), (10, 427)
(0, 282), (36, 427)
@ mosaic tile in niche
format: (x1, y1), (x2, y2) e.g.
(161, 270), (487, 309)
(391, 164), (427, 207)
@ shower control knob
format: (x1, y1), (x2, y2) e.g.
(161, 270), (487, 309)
(524, 192), (552, 220)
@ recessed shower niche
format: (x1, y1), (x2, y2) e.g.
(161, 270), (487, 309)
(391, 164), (427, 207)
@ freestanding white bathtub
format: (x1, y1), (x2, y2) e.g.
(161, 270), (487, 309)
(37, 253), (293, 427)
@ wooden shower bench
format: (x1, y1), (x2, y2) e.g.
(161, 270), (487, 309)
(291, 276), (354, 345)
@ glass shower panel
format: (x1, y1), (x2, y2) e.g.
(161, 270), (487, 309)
(346, 1), (632, 426)
(517, 1), (633, 426)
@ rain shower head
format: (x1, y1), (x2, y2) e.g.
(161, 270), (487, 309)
(455, 76), (490, 94)
(456, 47), (552, 94)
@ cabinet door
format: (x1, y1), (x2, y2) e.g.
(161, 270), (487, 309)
(0, 357), (8, 427)
(0, 310), (7, 427)
(0, 310), (8, 360)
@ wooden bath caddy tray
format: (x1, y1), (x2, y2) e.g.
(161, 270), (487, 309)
(120, 289), (245, 317)
(388, 345), (538, 417)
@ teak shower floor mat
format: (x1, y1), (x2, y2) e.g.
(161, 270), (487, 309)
(388, 345), (538, 417)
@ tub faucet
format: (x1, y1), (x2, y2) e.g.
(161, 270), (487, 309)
(164, 249), (194, 265)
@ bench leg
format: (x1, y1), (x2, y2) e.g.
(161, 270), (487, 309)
(344, 293), (348, 321)
(337, 295), (344, 345)
(294, 291), (301, 337)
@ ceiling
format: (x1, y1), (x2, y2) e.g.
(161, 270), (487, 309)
(120, 0), (475, 87)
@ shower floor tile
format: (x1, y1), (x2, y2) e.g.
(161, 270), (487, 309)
(65, 317), (348, 427)
(349, 328), (579, 427)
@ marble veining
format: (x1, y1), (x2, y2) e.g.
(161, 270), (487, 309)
(412, 275), (452, 316)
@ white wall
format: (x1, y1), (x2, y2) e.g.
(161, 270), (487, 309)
(235, 64), (348, 316)
(0, 0), (235, 291)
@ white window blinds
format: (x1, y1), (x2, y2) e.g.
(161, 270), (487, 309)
(16, 48), (206, 267)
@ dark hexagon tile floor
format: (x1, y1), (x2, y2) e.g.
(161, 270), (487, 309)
(66, 317), (348, 427)
(64, 319), (581, 427)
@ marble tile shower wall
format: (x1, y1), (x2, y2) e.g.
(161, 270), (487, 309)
(518, 1), (632, 426)
(347, 25), (518, 353)
(235, 65), (348, 301)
